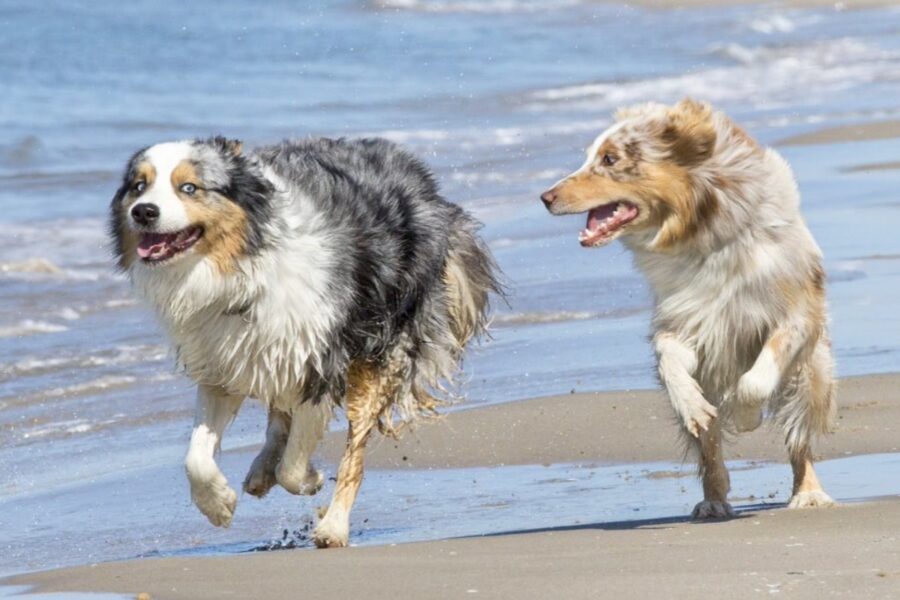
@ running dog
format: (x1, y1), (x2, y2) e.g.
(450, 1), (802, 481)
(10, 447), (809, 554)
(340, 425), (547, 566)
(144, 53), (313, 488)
(540, 99), (835, 518)
(110, 136), (500, 547)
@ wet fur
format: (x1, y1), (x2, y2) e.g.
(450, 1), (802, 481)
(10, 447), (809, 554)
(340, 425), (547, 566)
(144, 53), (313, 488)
(543, 99), (836, 516)
(111, 136), (501, 545)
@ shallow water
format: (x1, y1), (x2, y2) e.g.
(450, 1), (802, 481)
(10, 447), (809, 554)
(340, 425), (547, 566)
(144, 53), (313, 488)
(1, 0), (900, 576)
(2, 451), (900, 576)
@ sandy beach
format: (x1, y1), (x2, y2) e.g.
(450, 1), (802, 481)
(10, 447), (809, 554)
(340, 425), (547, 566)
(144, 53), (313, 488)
(310, 373), (900, 470)
(8, 372), (900, 599)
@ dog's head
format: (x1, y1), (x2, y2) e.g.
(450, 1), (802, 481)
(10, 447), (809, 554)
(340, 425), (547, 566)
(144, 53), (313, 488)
(541, 99), (721, 251)
(109, 137), (273, 273)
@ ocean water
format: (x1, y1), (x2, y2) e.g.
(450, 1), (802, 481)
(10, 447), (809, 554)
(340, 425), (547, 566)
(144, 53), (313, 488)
(1, 0), (900, 576)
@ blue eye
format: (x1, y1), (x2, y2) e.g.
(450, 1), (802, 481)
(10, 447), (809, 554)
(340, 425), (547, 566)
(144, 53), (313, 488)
(134, 181), (147, 193)
(180, 183), (197, 195)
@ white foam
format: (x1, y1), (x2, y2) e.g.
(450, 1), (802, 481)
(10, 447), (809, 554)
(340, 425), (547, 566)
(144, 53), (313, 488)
(374, 0), (584, 13)
(371, 128), (450, 143)
(0, 218), (111, 276)
(748, 14), (796, 35)
(103, 298), (138, 309)
(450, 167), (569, 185)
(21, 417), (121, 440)
(0, 344), (169, 381)
(0, 320), (68, 338)
(370, 118), (611, 152)
(5, 375), (137, 408)
(0, 258), (63, 275)
(526, 39), (899, 114)
(56, 307), (81, 321)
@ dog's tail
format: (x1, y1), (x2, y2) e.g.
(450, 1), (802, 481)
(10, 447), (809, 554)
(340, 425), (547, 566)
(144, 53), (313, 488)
(378, 212), (502, 437)
(443, 213), (504, 348)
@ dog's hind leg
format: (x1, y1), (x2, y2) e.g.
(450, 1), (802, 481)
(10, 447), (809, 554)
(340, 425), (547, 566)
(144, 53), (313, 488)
(243, 407), (290, 498)
(313, 362), (388, 548)
(735, 314), (818, 432)
(778, 338), (836, 509)
(690, 421), (734, 519)
(185, 384), (244, 527)
(275, 399), (331, 496)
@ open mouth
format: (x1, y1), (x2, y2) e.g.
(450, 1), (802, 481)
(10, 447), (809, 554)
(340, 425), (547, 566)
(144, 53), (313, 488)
(137, 226), (203, 263)
(578, 202), (639, 248)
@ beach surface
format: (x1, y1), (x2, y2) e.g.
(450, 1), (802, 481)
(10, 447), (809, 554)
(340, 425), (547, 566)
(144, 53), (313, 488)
(8, 372), (900, 599)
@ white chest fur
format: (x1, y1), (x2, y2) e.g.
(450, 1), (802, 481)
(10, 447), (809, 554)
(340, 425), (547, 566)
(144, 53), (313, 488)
(131, 229), (339, 406)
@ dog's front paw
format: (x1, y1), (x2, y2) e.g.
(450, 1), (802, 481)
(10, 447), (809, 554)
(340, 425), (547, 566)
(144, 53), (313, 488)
(276, 462), (324, 496)
(787, 490), (835, 509)
(191, 476), (238, 528)
(684, 400), (718, 438)
(312, 512), (349, 549)
(691, 500), (735, 520)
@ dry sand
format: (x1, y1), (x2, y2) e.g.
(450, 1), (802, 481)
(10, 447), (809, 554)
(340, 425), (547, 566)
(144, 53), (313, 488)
(8, 372), (900, 599)
(310, 372), (900, 470)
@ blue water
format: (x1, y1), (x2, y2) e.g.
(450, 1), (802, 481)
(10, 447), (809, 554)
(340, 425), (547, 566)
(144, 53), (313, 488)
(1, 0), (900, 576)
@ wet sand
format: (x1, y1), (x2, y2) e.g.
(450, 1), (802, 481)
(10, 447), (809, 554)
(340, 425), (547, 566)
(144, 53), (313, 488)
(8, 372), (900, 599)
(844, 161), (900, 172)
(778, 119), (900, 146)
(11, 500), (900, 600)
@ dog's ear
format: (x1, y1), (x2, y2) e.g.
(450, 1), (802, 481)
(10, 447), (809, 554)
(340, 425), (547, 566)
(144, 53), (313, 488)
(108, 147), (147, 270)
(661, 99), (716, 166)
(209, 136), (243, 157)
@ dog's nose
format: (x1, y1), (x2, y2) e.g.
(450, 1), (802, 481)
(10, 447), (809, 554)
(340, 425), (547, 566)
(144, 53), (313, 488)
(131, 203), (160, 226)
(540, 190), (556, 208)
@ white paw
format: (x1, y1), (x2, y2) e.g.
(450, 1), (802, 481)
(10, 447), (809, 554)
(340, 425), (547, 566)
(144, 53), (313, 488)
(243, 460), (277, 498)
(276, 462), (324, 496)
(190, 475), (238, 528)
(312, 511), (350, 548)
(787, 490), (835, 509)
(684, 400), (718, 438)
(691, 500), (735, 520)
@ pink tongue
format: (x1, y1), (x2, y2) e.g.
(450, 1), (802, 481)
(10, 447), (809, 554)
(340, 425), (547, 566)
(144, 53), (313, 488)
(587, 204), (618, 231)
(137, 233), (175, 259)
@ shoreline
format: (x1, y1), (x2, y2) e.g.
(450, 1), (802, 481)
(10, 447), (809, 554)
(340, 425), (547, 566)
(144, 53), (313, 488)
(8, 372), (900, 599)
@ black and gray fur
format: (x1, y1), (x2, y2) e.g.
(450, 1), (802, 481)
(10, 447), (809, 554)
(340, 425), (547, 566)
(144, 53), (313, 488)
(256, 137), (502, 409)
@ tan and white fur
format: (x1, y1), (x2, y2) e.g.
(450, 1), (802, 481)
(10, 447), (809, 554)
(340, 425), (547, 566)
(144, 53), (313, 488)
(541, 99), (836, 518)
